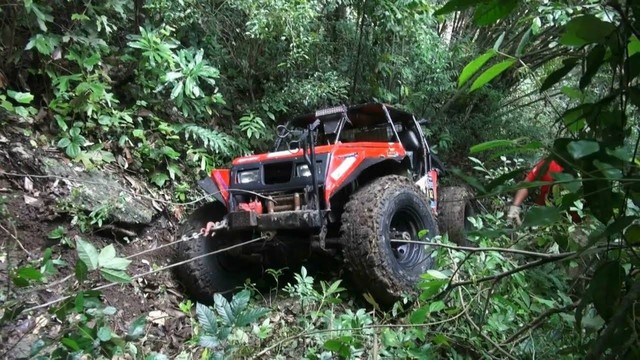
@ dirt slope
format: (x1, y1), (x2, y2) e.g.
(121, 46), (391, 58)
(0, 127), (198, 358)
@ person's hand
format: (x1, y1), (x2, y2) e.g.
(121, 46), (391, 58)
(507, 205), (522, 225)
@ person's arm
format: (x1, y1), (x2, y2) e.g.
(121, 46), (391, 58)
(507, 188), (528, 225)
(512, 188), (529, 207)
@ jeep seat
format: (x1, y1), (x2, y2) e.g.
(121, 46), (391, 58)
(399, 129), (422, 172)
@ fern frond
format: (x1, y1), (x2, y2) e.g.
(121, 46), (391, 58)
(174, 124), (247, 156)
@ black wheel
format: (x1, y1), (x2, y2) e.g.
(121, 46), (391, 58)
(437, 186), (476, 246)
(174, 202), (251, 303)
(341, 175), (439, 306)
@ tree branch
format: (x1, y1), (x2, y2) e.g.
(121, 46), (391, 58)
(585, 279), (640, 360)
(502, 301), (579, 345)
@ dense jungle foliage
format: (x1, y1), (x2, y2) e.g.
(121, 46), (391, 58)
(1, 0), (639, 359)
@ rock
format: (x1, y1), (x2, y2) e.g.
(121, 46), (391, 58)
(10, 334), (39, 359)
(40, 157), (156, 226)
(0, 136), (158, 230)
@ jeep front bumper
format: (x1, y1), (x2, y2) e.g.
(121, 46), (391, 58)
(227, 210), (322, 231)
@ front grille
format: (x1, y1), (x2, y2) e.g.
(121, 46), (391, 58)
(264, 162), (293, 184)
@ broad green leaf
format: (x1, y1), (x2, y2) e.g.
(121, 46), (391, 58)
(470, 139), (514, 154)
(170, 81), (184, 100)
(580, 45), (606, 89)
(97, 326), (112, 342)
(560, 15), (616, 46)
(98, 244), (116, 266)
(515, 28), (532, 57)
(583, 176), (614, 224)
(47, 226), (65, 239)
(593, 160), (623, 180)
(473, 0), (519, 26)
(551, 172), (580, 193)
(432, 334), (450, 346)
(74, 292), (85, 312)
(213, 293), (235, 325)
(126, 315), (147, 341)
(423, 270), (448, 279)
(540, 58), (578, 92)
(522, 206), (561, 227)
(165, 71), (183, 82)
(100, 268), (131, 283)
(324, 336), (352, 357)
(61, 338), (80, 351)
(626, 53), (640, 81)
(624, 224), (640, 245)
(230, 289), (251, 312)
(150, 172), (170, 187)
(12, 276), (29, 287)
(235, 308), (270, 327)
(161, 146), (180, 160)
(66, 143), (81, 158)
(410, 307), (428, 324)
(606, 146), (632, 162)
(458, 50), (496, 87)
(486, 167), (528, 191)
(199, 335), (220, 349)
(493, 31), (506, 51)
(434, 0), (484, 16)
(589, 261), (624, 321)
(561, 86), (583, 101)
(76, 238), (99, 271)
(428, 300), (446, 313)
(567, 140), (599, 159)
(17, 266), (43, 281)
(450, 168), (487, 193)
(629, 35), (640, 56)
(470, 59), (516, 92)
(100, 257), (131, 271)
(7, 90), (34, 104)
(75, 259), (88, 281)
(561, 105), (588, 132)
(196, 303), (218, 334)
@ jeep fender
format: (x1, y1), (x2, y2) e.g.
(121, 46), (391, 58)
(198, 169), (230, 207)
(326, 155), (407, 202)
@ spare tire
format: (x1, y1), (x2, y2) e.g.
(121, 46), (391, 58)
(437, 186), (476, 246)
(174, 202), (252, 303)
(341, 175), (439, 306)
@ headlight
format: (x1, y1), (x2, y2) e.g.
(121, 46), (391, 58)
(238, 169), (260, 184)
(296, 164), (312, 177)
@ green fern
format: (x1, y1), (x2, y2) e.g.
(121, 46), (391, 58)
(174, 123), (248, 156)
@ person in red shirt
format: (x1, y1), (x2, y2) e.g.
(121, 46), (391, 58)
(507, 158), (565, 225)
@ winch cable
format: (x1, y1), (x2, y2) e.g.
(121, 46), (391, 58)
(20, 234), (269, 313)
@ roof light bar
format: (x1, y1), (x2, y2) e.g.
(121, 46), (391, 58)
(315, 105), (347, 117)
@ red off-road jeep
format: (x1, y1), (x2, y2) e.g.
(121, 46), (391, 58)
(174, 103), (474, 305)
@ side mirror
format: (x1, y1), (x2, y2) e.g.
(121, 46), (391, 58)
(418, 118), (429, 125)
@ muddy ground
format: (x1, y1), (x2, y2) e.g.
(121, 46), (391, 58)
(0, 128), (203, 358)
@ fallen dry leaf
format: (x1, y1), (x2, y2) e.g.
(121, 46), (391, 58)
(24, 177), (33, 192)
(23, 195), (41, 206)
(148, 310), (168, 326)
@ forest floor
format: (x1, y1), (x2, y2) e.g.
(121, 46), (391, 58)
(0, 125), (200, 358)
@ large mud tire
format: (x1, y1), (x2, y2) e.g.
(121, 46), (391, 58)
(341, 175), (439, 306)
(438, 186), (475, 246)
(174, 202), (249, 303)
